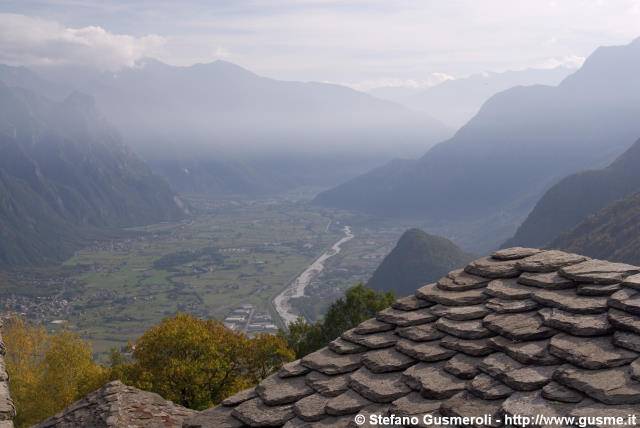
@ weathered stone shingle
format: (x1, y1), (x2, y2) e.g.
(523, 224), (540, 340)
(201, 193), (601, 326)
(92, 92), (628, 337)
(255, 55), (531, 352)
(47, 248), (640, 428)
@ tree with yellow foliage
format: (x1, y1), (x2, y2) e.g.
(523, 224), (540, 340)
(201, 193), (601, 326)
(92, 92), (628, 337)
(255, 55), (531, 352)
(3, 317), (108, 428)
(3, 312), (294, 426)
(115, 313), (294, 410)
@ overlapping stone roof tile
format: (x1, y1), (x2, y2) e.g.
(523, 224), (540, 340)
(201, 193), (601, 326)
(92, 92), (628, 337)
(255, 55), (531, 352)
(185, 248), (640, 427)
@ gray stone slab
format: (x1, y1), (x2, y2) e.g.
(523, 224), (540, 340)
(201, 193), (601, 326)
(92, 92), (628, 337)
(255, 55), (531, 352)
(516, 250), (589, 273)
(622, 273), (640, 290)
(485, 279), (534, 300)
(467, 373), (513, 400)
(541, 381), (584, 403)
(416, 283), (488, 307)
(395, 339), (456, 362)
(222, 388), (257, 406)
(478, 352), (523, 378)
(485, 298), (539, 314)
(325, 390), (372, 416)
(609, 288), (640, 315)
(440, 336), (495, 357)
(538, 307), (612, 336)
(231, 398), (295, 427)
(499, 365), (556, 392)
(554, 365), (640, 405)
(279, 361), (311, 378)
(608, 309), (640, 334)
(354, 319), (395, 334)
(402, 363), (466, 399)
(568, 400), (640, 428)
(464, 257), (521, 279)
(532, 288), (609, 314)
(389, 392), (440, 417)
(517, 271), (576, 289)
(612, 331), (640, 352)
(437, 270), (491, 291)
(483, 312), (556, 341)
(361, 348), (416, 373)
(392, 295), (434, 311)
(341, 329), (398, 349)
(305, 371), (349, 397)
(301, 348), (362, 375)
(376, 307), (437, 327)
(183, 406), (244, 428)
(491, 247), (542, 260)
(256, 374), (315, 405)
(488, 336), (561, 366)
(396, 323), (445, 342)
(501, 391), (573, 425)
(328, 338), (367, 355)
(443, 354), (480, 379)
(294, 394), (329, 422)
(577, 282), (623, 296)
(549, 334), (638, 369)
(429, 304), (490, 320)
(435, 318), (495, 339)
(560, 260), (640, 284)
(440, 391), (502, 427)
(349, 367), (412, 403)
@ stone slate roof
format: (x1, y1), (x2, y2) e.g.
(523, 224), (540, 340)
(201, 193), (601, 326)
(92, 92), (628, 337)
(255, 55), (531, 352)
(34, 381), (196, 428)
(0, 321), (16, 428)
(185, 248), (640, 428)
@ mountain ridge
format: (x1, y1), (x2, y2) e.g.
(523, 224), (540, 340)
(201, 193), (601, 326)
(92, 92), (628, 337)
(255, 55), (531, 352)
(504, 137), (640, 249)
(0, 81), (184, 267)
(549, 188), (640, 265)
(314, 38), (640, 252)
(2, 59), (453, 196)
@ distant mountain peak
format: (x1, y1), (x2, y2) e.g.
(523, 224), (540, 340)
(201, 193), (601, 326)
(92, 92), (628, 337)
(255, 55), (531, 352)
(366, 228), (475, 296)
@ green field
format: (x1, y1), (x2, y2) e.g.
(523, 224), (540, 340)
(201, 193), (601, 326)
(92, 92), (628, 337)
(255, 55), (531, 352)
(0, 197), (408, 359)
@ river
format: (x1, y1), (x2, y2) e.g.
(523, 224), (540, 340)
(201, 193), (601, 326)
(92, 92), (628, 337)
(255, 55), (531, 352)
(273, 225), (354, 326)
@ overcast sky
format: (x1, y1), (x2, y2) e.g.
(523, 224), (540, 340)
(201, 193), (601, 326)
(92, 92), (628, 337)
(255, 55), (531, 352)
(1, 0), (639, 89)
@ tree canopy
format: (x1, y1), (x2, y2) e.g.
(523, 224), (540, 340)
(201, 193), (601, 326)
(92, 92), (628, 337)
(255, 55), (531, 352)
(279, 283), (395, 358)
(111, 313), (294, 410)
(3, 317), (108, 428)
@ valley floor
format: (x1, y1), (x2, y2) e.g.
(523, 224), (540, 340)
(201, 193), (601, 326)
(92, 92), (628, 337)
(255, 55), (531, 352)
(0, 196), (408, 360)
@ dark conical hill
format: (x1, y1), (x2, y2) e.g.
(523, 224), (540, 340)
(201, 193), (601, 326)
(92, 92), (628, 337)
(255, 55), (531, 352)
(366, 228), (475, 296)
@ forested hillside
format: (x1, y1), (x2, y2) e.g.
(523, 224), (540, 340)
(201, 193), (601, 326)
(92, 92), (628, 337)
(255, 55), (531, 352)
(505, 138), (640, 248)
(0, 82), (184, 266)
(550, 189), (640, 265)
(366, 228), (475, 296)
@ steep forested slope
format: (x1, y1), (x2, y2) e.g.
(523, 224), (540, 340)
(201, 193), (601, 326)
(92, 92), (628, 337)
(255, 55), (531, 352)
(549, 189), (640, 265)
(505, 138), (640, 248)
(315, 38), (640, 249)
(0, 82), (184, 266)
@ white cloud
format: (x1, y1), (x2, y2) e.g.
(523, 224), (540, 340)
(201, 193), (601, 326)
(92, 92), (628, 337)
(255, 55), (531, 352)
(0, 13), (166, 70)
(341, 73), (455, 92)
(536, 55), (586, 70)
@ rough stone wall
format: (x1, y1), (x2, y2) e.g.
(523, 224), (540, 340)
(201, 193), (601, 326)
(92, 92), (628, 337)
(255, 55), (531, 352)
(0, 321), (16, 428)
(33, 380), (196, 428)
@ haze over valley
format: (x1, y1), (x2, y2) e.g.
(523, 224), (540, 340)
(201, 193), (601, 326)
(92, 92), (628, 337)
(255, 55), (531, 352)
(3, 3), (640, 424)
